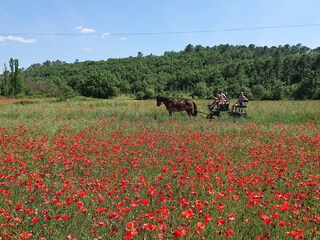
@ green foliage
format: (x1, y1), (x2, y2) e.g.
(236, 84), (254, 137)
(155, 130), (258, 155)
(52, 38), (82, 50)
(0, 59), (23, 97)
(9, 58), (24, 96)
(1, 44), (320, 100)
(251, 84), (266, 100)
(78, 70), (120, 99)
(192, 81), (209, 98)
(293, 70), (320, 100)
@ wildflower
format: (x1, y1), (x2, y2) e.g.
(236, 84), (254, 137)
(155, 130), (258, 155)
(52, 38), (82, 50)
(31, 217), (40, 223)
(286, 229), (305, 239)
(258, 212), (272, 224)
(142, 223), (157, 231)
(277, 201), (290, 212)
(223, 229), (235, 238)
(20, 232), (32, 239)
(16, 203), (23, 211)
(197, 222), (205, 231)
(95, 208), (108, 214)
(140, 198), (149, 206)
(172, 229), (184, 238)
(218, 203), (225, 211)
(195, 200), (203, 210)
(172, 227), (189, 238)
(279, 220), (286, 227)
(217, 217), (225, 226)
(181, 209), (194, 220)
(204, 214), (212, 223)
(227, 213), (236, 221)
(263, 216), (272, 224)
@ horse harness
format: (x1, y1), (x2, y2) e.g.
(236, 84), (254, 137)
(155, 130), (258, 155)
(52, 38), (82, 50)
(171, 98), (178, 110)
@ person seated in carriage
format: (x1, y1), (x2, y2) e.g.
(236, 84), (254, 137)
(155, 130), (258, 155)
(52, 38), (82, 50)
(208, 97), (218, 111)
(217, 90), (227, 110)
(208, 90), (228, 111)
(231, 91), (248, 112)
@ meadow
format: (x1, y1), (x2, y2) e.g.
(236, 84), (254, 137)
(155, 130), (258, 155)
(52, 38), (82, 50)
(0, 98), (319, 239)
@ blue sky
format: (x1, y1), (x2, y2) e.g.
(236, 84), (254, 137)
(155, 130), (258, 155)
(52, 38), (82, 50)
(1, 0), (320, 69)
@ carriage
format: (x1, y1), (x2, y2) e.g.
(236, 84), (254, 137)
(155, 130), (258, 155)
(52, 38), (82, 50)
(206, 98), (230, 118)
(229, 100), (248, 117)
(206, 99), (248, 118)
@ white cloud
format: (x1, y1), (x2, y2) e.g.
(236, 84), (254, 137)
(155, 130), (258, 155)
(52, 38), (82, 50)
(119, 37), (127, 40)
(0, 36), (6, 42)
(0, 35), (36, 43)
(76, 26), (95, 33)
(83, 48), (92, 51)
(101, 32), (110, 38)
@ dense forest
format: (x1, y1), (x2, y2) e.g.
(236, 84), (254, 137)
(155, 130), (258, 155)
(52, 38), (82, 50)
(1, 43), (320, 100)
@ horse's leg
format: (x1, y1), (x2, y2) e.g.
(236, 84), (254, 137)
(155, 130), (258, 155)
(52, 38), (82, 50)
(190, 106), (194, 116)
(191, 101), (197, 116)
(186, 103), (193, 116)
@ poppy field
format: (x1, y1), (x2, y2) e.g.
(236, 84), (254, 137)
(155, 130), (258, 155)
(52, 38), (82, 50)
(0, 99), (319, 239)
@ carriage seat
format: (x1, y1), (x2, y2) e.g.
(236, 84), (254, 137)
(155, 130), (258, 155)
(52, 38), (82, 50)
(236, 100), (248, 113)
(218, 101), (229, 111)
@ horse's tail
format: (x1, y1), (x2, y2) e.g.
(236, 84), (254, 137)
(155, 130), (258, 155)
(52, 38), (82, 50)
(192, 101), (198, 116)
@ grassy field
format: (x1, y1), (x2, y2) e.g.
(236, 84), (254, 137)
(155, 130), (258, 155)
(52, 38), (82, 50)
(0, 99), (319, 239)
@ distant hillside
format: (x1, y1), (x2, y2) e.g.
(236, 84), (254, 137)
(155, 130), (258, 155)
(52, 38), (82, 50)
(2, 43), (320, 100)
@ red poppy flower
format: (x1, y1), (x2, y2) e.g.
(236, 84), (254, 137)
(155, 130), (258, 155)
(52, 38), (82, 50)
(122, 207), (131, 213)
(204, 214), (212, 223)
(223, 229), (235, 238)
(227, 213), (236, 221)
(181, 209), (194, 220)
(217, 217), (225, 226)
(31, 217), (40, 223)
(20, 232), (32, 239)
(16, 203), (23, 211)
(279, 220), (286, 227)
(197, 222), (205, 231)
(24, 209), (34, 214)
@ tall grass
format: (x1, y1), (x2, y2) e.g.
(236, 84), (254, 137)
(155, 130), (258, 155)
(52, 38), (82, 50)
(0, 99), (319, 138)
(1, 99), (319, 125)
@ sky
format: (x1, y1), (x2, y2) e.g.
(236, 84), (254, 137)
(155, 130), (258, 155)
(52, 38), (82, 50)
(1, 0), (320, 69)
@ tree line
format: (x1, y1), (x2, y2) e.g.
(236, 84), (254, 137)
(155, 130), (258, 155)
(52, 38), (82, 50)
(0, 58), (24, 97)
(1, 43), (320, 100)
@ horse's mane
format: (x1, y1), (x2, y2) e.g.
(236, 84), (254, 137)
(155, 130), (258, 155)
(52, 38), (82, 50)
(157, 95), (173, 102)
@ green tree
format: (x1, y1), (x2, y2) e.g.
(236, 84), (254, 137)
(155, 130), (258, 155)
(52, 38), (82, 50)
(192, 82), (209, 98)
(183, 44), (195, 53)
(293, 70), (320, 100)
(0, 64), (10, 96)
(251, 84), (266, 100)
(79, 70), (119, 99)
(17, 43), (320, 100)
(9, 58), (24, 96)
(271, 80), (284, 100)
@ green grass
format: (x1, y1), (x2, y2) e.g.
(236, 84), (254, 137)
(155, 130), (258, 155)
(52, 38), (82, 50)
(0, 99), (319, 136)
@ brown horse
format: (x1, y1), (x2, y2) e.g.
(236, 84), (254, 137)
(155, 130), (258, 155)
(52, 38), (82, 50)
(156, 95), (198, 117)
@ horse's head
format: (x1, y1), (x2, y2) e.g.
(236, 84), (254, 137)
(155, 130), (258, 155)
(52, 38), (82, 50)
(156, 95), (162, 106)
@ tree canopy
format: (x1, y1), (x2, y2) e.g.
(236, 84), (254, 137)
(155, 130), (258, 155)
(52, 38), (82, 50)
(1, 43), (320, 100)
